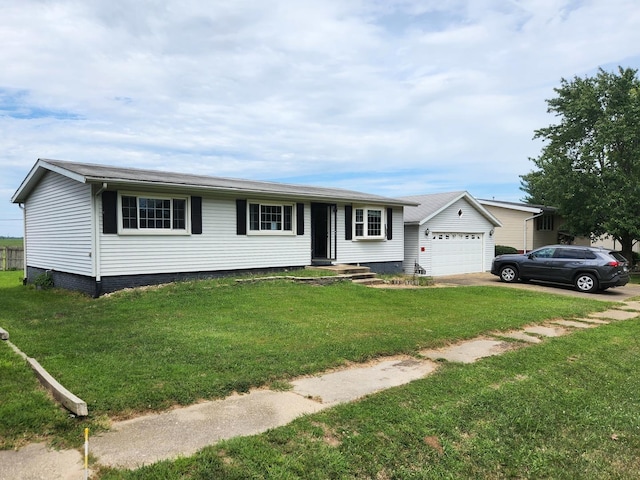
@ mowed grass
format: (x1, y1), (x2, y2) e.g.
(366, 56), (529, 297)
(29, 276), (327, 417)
(101, 318), (640, 479)
(0, 270), (618, 450)
(0, 336), (74, 449)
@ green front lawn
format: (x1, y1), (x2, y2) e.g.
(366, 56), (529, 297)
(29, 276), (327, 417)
(0, 270), (616, 452)
(102, 318), (640, 479)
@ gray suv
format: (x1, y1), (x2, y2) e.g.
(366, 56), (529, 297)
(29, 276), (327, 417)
(491, 245), (630, 293)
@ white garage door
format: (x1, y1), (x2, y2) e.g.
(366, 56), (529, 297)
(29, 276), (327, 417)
(430, 232), (484, 276)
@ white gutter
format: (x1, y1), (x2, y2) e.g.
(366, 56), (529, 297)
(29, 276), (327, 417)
(523, 212), (543, 254)
(18, 203), (26, 280)
(93, 183), (107, 289)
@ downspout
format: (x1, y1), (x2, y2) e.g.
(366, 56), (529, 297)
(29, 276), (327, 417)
(523, 212), (543, 254)
(93, 183), (107, 296)
(18, 203), (26, 282)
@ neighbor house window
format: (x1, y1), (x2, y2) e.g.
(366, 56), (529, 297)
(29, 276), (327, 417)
(536, 215), (554, 231)
(249, 202), (294, 233)
(121, 195), (188, 232)
(354, 207), (384, 239)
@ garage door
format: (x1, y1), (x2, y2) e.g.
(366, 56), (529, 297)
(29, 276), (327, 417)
(430, 232), (484, 276)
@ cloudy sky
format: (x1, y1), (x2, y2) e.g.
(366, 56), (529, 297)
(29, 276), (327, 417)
(2, 0), (640, 237)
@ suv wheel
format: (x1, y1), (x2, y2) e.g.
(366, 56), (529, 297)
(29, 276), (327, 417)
(499, 265), (518, 283)
(575, 273), (598, 293)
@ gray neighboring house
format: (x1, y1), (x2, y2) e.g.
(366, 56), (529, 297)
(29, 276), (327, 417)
(401, 191), (502, 276)
(11, 159), (416, 296)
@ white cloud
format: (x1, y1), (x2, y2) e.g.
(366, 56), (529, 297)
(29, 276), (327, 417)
(2, 0), (640, 236)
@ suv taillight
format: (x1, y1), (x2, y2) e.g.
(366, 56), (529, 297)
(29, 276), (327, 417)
(607, 261), (620, 267)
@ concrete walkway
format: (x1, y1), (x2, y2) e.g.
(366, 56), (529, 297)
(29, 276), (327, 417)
(2, 300), (639, 479)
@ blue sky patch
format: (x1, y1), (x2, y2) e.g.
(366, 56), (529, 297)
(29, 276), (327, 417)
(0, 88), (82, 120)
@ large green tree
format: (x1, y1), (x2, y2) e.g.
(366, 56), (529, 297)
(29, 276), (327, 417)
(521, 66), (640, 263)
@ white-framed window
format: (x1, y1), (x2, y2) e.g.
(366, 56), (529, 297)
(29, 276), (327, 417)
(119, 193), (189, 234)
(354, 207), (384, 239)
(248, 201), (294, 234)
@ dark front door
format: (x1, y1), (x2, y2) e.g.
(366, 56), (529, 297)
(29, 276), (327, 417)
(311, 203), (336, 262)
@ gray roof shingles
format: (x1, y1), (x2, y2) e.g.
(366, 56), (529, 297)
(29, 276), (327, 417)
(23, 159), (415, 206)
(400, 191), (467, 223)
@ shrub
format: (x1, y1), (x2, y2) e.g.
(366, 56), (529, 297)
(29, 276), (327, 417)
(34, 271), (54, 290)
(495, 245), (518, 256)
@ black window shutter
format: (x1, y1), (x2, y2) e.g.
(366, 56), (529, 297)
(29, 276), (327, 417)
(296, 203), (305, 235)
(102, 191), (118, 234)
(191, 196), (202, 234)
(345, 205), (353, 240)
(386, 207), (393, 240)
(236, 199), (247, 235)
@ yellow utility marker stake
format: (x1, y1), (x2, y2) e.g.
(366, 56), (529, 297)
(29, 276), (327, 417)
(84, 428), (89, 480)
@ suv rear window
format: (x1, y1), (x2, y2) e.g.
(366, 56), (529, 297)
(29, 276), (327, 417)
(610, 252), (628, 263)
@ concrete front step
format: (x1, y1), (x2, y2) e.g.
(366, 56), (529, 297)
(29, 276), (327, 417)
(352, 278), (385, 286)
(307, 264), (373, 275)
(350, 272), (377, 280)
(306, 264), (382, 285)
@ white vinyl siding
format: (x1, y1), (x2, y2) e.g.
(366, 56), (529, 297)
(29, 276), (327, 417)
(99, 196), (310, 276)
(405, 198), (495, 276)
(403, 224), (419, 274)
(24, 171), (93, 275)
(337, 206), (404, 264)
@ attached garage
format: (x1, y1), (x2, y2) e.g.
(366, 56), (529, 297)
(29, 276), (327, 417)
(401, 192), (501, 277)
(430, 232), (484, 275)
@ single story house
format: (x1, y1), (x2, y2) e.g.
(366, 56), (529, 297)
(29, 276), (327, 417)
(478, 199), (589, 253)
(401, 191), (501, 276)
(11, 159), (416, 296)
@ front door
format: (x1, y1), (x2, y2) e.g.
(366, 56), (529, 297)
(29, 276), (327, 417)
(311, 203), (336, 263)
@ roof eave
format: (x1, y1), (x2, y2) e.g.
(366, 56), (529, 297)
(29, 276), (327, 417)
(83, 176), (413, 205)
(462, 194), (503, 227)
(479, 199), (543, 214)
(12, 159), (89, 203)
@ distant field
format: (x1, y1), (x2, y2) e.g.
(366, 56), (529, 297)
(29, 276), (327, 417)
(0, 238), (23, 248)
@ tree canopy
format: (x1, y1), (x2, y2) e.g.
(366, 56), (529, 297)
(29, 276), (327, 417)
(521, 66), (640, 262)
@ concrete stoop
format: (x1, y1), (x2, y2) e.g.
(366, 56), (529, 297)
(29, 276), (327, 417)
(2, 302), (639, 477)
(308, 264), (384, 285)
(351, 276), (385, 286)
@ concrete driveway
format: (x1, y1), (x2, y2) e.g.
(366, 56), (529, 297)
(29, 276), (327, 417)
(434, 272), (640, 302)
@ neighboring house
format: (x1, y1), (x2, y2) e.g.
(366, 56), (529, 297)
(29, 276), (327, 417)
(478, 199), (590, 253)
(401, 191), (501, 276)
(11, 159), (415, 296)
(591, 236), (640, 255)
